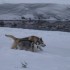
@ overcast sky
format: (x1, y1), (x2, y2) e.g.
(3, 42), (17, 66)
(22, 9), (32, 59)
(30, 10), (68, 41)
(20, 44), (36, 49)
(0, 0), (70, 4)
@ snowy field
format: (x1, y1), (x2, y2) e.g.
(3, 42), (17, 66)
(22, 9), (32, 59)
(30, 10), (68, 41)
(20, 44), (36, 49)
(0, 27), (70, 70)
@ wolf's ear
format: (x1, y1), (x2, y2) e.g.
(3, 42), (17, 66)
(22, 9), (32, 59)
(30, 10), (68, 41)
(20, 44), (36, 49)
(40, 37), (42, 40)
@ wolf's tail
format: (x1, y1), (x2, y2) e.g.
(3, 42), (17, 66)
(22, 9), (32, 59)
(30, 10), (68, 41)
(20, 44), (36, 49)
(5, 34), (17, 41)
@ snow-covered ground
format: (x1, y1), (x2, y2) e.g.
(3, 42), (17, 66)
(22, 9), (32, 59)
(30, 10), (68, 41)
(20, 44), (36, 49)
(0, 27), (70, 70)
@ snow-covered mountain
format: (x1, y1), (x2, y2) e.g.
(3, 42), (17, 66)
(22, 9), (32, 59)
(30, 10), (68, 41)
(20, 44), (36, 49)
(0, 3), (70, 20)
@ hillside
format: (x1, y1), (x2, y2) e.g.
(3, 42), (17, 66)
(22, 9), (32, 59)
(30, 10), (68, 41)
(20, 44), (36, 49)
(0, 3), (70, 21)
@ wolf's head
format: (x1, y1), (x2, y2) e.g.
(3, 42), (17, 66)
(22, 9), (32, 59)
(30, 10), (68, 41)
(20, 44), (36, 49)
(37, 38), (46, 47)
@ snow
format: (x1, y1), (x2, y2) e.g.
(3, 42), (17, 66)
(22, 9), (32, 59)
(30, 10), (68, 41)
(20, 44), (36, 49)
(0, 14), (21, 20)
(0, 3), (70, 21)
(0, 27), (70, 70)
(23, 14), (34, 19)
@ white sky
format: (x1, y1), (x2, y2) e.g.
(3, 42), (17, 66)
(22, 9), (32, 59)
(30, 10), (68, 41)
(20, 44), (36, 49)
(0, 0), (70, 4)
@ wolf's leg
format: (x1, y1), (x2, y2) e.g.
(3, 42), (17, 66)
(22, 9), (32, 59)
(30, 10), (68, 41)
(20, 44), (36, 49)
(32, 46), (34, 52)
(37, 45), (43, 51)
(11, 40), (19, 49)
(11, 41), (17, 49)
(31, 42), (35, 52)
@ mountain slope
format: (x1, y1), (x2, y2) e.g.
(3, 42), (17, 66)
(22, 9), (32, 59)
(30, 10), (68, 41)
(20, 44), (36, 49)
(0, 3), (70, 20)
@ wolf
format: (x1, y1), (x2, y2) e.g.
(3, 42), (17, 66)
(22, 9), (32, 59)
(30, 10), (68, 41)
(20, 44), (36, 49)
(17, 40), (34, 51)
(5, 34), (46, 52)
